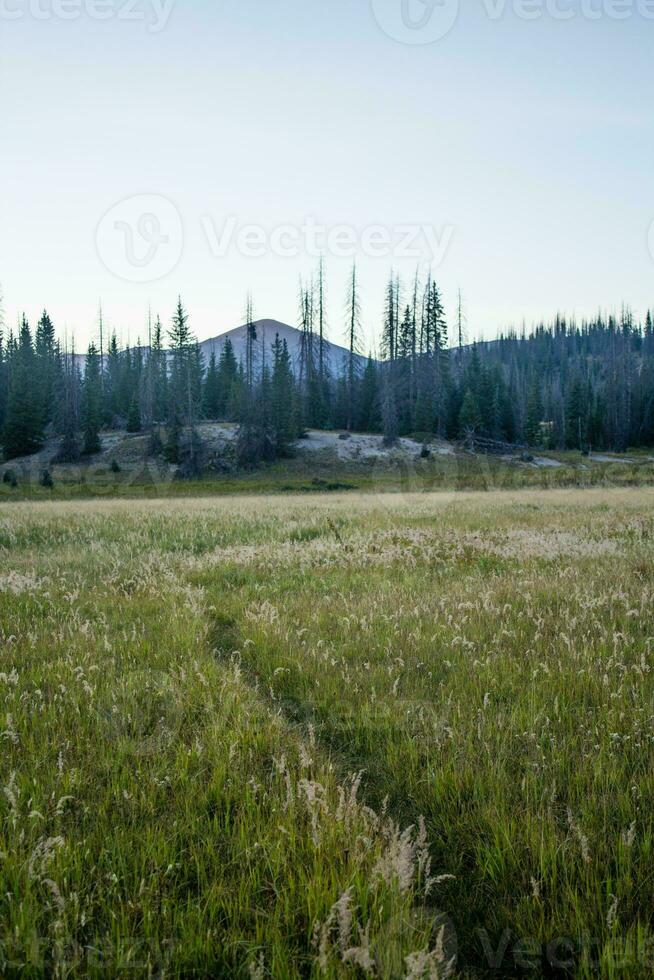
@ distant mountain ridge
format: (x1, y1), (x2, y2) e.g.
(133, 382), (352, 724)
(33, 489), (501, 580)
(199, 319), (369, 376)
(75, 318), (370, 377)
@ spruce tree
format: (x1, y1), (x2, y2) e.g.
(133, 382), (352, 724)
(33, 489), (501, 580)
(380, 363), (399, 446)
(382, 272), (398, 363)
(237, 297), (277, 468)
(218, 338), (239, 420)
(166, 297), (197, 462)
(0, 325), (6, 437)
(565, 376), (587, 450)
(35, 310), (59, 430)
(126, 396), (142, 433)
(150, 316), (168, 423)
(0, 287), (6, 435)
(117, 347), (135, 419)
(189, 341), (205, 419)
(168, 297), (191, 415)
(313, 258), (332, 427)
(82, 343), (103, 455)
(525, 378), (543, 446)
(202, 351), (221, 419)
(244, 294), (257, 393)
(3, 316), (44, 460)
(458, 388), (481, 435)
(426, 278), (449, 434)
(396, 305), (415, 434)
(105, 333), (122, 424)
(271, 335), (297, 455)
(55, 345), (81, 463)
(357, 357), (381, 433)
(345, 262), (362, 431)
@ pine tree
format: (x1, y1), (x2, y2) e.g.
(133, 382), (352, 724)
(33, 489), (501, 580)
(126, 396), (142, 433)
(202, 351), (221, 419)
(82, 342), (103, 455)
(132, 341), (144, 409)
(410, 270), (419, 419)
(97, 303), (106, 400)
(380, 363), (399, 446)
(237, 297), (277, 468)
(427, 278), (449, 434)
(3, 316), (44, 460)
(396, 305), (415, 434)
(167, 296), (201, 463)
(105, 333), (122, 424)
(0, 293), (7, 437)
(382, 272), (398, 364)
(151, 316), (168, 423)
(298, 281), (325, 429)
(55, 342), (81, 463)
(116, 347), (134, 419)
(458, 388), (481, 435)
(525, 377), (543, 446)
(588, 389), (604, 450)
(357, 357), (381, 433)
(218, 338), (239, 420)
(141, 311), (155, 438)
(345, 262), (362, 430)
(456, 289), (466, 353)
(244, 294), (257, 393)
(189, 341), (205, 418)
(298, 281), (314, 397)
(411, 276), (448, 436)
(271, 335), (297, 455)
(315, 257), (331, 427)
(566, 376), (587, 450)
(35, 310), (59, 430)
(164, 414), (182, 464)
(168, 296), (192, 418)
(317, 256), (327, 388)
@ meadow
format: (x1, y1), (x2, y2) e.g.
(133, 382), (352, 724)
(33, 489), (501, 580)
(4, 448), (654, 503)
(1, 488), (654, 977)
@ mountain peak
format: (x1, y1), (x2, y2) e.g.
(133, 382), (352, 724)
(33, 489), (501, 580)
(199, 320), (368, 375)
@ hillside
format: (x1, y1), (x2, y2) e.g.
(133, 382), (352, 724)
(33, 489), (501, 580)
(4, 422), (654, 503)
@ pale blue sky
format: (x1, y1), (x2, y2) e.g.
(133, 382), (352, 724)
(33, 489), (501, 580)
(1, 0), (653, 351)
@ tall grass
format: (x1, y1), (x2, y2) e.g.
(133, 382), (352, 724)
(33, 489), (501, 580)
(2, 489), (654, 976)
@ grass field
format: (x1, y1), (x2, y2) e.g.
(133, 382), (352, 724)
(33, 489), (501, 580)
(1, 488), (654, 977)
(3, 449), (654, 503)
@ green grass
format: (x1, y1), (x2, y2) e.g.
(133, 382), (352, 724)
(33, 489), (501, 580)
(1, 489), (654, 977)
(3, 451), (654, 502)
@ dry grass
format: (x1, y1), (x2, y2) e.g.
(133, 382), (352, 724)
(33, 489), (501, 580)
(1, 488), (654, 977)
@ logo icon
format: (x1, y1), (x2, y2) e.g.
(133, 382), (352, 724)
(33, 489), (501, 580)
(371, 0), (459, 44)
(96, 194), (183, 283)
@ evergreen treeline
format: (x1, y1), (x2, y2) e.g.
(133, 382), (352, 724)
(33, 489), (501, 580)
(2, 272), (654, 468)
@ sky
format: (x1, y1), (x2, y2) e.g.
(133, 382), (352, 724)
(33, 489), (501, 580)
(0, 0), (653, 352)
